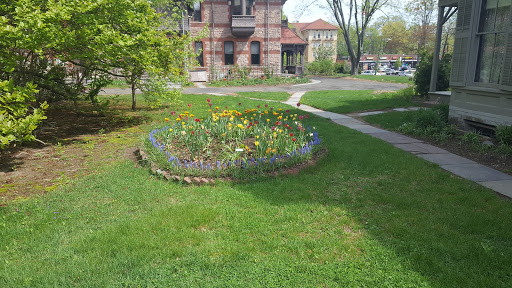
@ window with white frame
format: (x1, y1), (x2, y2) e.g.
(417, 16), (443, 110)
(475, 0), (511, 84)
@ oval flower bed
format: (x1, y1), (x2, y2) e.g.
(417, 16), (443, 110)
(144, 99), (323, 180)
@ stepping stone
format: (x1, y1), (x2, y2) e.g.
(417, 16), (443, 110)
(358, 111), (385, 116)
(332, 118), (366, 126)
(347, 125), (388, 134)
(183, 177), (192, 184)
(480, 180), (512, 198)
(417, 153), (475, 165)
(371, 132), (422, 144)
(395, 143), (450, 154)
(441, 164), (512, 183)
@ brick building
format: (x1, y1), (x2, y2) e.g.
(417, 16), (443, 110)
(188, 0), (287, 81)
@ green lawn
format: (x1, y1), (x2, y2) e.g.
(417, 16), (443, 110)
(301, 89), (415, 114)
(2, 94), (512, 287)
(236, 91), (291, 101)
(362, 110), (419, 130)
(349, 75), (414, 84)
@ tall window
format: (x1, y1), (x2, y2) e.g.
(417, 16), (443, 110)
(251, 41), (260, 65)
(224, 41), (234, 65)
(195, 41), (203, 67)
(232, 0), (254, 15)
(193, 1), (201, 22)
(475, 0), (511, 84)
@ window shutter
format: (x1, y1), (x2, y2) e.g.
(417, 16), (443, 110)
(500, 5), (512, 91)
(450, 0), (473, 87)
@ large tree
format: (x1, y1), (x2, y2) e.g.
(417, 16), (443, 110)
(2, 0), (197, 111)
(328, 0), (389, 75)
(1, 0), (198, 147)
(405, 0), (436, 52)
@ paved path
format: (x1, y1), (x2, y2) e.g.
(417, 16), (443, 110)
(285, 91), (512, 198)
(100, 77), (408, 95)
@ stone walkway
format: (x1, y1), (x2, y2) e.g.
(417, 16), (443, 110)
(285, 91), (512, 198)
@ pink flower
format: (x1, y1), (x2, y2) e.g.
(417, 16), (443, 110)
(299, 115), (304, 120)
(297, 103), (301, 107)
(207, 98), (211, 103)
(238, 103), (241, 106)
(188, 104), (192, 108)
(209, 103), (212, 107)
(265, 104), (268, 108)
(171, 111), (176, 116)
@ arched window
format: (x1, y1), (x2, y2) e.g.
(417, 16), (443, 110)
(251, 41), (260, 65)
(224, 41), (234, 65)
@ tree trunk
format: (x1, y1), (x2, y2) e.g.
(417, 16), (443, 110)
(131, 79), (136, 110)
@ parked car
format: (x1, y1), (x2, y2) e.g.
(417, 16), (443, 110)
(385, 69), (398, 75)
(398, 71), (414, 77)
(361, 70), (375, 75)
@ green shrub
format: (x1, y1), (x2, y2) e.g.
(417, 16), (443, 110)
(334, 61), (350, 74)
(141, 76), (182, 108)
(461, 131), (482, 146)
(398, 105), (455, 141)
(414, 51), (451, 97)
(415, 109), (446, 130)
(0, 80), (48, 148)
(306, 60), (334, 76)
(496, 125), (512, 146)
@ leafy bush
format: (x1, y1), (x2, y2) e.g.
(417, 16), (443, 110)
(306, 60), (334, 76)
(414, 51), (451, 97)
(398, 105), (456, 141)
(461, 131), (482, 146)
(141, 76), (182, 108)
(0, 80), (48, 148)
(334, 61), (350, 74)
(496, 125), (512, 146)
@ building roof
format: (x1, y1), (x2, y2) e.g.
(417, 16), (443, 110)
(292, 19), (338, 31)
(281, 27), (308, 45)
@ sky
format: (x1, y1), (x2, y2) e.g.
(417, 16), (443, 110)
(282, 0), (401, 25)
(283, 0), (333, 23)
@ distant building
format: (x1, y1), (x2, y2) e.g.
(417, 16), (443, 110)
(291, 19), (338, 63)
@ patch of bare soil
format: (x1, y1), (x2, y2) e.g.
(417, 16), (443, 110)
(0, 103), (147, 205)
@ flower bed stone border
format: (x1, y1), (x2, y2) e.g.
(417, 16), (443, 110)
(135, 147), (328, 185)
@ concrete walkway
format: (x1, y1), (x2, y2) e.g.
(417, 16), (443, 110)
(286, 91), (512, 198)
